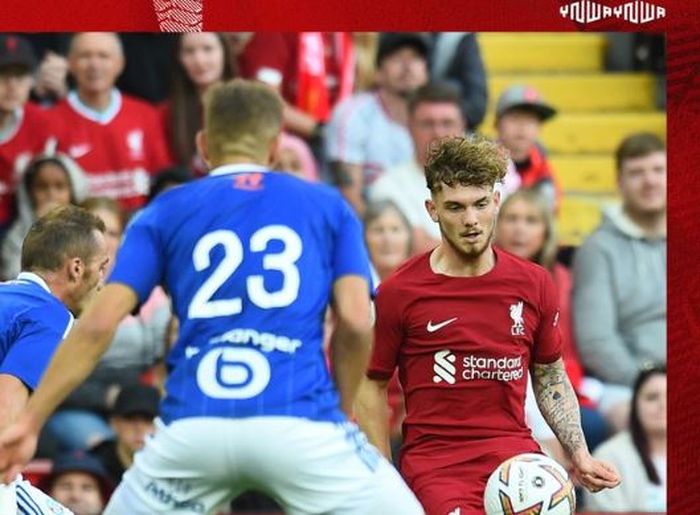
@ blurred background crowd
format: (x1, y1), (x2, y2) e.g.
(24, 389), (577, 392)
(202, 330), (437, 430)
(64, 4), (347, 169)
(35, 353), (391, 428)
(0, 31), (666, 514)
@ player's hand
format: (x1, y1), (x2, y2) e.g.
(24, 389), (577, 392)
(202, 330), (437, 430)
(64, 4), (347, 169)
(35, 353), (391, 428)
(571, 449), (621, 492)
(0, 413), (40, 484)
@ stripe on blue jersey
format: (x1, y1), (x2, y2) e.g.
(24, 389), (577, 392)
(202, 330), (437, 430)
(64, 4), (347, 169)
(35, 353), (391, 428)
(16, 484), (43, 515)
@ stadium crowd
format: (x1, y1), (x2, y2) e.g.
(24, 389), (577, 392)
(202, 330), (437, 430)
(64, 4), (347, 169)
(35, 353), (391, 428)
(0, 31), (666, 514)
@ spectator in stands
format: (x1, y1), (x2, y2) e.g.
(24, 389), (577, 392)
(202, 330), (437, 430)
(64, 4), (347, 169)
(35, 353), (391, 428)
(1, 153), (88, 280)
(495, 85), (560, 210)
(47, 32), (172, 212)
(573, 133), (666, 429)
(362, 200), (413, 459)
(326, 32), (429, 216)
(44, 451), (112, 515)
(89, 384), (159, 485)
(147, 165), (192, 203)
(237, 32), (356, 140)
(164, 32), (236, 176)
(43, 197), (170, 453)
(274, 132), (320, 182)
(368, 83), (466, 253)
(584, 366), (667, 512)
(428, 33), (488, 129)
(0, 34), (54, 238)
(495, 189), (608, 467)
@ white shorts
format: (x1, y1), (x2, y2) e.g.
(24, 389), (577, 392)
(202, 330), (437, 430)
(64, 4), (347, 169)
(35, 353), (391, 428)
(0, 476), (74, 515)
(105, 417), (423, 515)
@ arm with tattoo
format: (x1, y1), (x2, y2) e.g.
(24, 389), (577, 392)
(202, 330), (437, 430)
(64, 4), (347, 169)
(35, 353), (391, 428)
(531, 358), (586, 457)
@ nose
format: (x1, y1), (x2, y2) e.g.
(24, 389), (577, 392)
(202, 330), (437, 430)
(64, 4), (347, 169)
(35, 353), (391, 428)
(462, 207), (479, 226)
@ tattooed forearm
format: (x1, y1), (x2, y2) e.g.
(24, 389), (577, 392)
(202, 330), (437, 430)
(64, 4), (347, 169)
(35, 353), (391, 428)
(532, 358), (586, 457)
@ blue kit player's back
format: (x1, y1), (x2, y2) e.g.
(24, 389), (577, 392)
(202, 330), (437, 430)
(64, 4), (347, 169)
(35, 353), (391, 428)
(110, 164), (371, 424)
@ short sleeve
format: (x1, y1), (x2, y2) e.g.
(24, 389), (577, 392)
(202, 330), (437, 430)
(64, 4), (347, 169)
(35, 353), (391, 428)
(332, 199), (372, 286)
(0, 307), (72, 390)
(533, 271), (562, 364)
(367, 282), (404, 380)
(325, 96), (368, 165)
(108, 206), (165, 305)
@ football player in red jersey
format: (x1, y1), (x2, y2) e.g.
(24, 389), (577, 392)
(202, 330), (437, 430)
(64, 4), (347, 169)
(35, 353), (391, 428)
(356, 135), (621, 514)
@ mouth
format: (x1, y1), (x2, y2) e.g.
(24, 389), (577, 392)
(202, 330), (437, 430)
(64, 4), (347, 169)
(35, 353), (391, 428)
(460, 230), (482, 242)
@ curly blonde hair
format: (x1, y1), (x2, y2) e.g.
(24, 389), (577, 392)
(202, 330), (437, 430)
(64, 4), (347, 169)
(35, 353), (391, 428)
(424, 135), (508, 192)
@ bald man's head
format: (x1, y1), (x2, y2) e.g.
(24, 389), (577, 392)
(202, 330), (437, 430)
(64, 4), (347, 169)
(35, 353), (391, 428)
(69, 33), (125, 96)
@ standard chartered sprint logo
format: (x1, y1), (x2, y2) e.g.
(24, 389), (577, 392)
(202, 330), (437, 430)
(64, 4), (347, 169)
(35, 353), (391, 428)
(433, 350), (524, 384)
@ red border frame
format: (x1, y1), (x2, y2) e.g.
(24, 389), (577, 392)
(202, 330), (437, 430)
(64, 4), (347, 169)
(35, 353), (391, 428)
(0, 0), (692, 510)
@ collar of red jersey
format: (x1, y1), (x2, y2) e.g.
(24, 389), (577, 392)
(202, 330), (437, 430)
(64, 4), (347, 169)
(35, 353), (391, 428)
(209, 164), (270, 177)
(16, 272), (51, 293)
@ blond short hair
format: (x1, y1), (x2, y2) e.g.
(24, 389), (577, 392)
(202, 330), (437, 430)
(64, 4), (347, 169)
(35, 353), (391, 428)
(203, 79), (284, 162)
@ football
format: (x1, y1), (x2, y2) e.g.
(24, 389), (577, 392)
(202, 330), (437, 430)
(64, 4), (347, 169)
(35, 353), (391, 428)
(484, 453), (576, 515)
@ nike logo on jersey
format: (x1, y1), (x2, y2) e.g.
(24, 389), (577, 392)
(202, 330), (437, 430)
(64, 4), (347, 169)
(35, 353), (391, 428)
(68, 143), (91, 159)
(426, 317), (458, 333)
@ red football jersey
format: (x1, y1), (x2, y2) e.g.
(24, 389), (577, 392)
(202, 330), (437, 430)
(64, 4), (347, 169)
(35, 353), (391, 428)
(47, 91), (172, 210)
(368, 247), (562, 479)
(0, 103), (52, 225)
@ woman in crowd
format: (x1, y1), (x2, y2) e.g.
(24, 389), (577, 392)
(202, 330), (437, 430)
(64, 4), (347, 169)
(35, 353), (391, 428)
(0, 152), (88, 280)
(495, 189), (609, 461)
(362, 200), (413, 458)
(164, 32), (236, 176)
(41, 197), (171, 454)
(584, 366), (666, 512)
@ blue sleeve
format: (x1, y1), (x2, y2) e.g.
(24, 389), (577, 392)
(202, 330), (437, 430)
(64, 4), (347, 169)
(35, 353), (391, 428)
(0, 307), (71, 390)
(332, 198), (372, 287)
(108, 206), (165, 304)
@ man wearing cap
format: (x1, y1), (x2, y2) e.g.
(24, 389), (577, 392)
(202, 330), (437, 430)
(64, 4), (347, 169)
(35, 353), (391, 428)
(326, 32), (430, 216)
(45, 451), (111, 515)
(0, 34), (54, 238)
(495, 84), (561, 210)
(89, 384), (159, 485)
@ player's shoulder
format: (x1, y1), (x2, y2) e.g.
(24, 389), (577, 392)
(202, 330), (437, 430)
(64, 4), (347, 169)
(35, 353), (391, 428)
(377, 252), (431, 295)
(2, 280), (69, 325)
(496, 247), (548, 276)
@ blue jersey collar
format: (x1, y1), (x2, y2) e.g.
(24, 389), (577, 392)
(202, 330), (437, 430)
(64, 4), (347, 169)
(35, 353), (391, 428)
(209, 163), (269, 177)
(16, 272), (51, 293)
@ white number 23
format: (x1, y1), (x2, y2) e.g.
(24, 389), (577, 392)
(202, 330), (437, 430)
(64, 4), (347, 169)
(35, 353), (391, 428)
(188, 226), (302, 319)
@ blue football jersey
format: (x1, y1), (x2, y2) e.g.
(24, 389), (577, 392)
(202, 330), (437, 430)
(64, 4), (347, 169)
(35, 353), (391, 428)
(109, 165), (372, 424)
(0, 273), (74, 390)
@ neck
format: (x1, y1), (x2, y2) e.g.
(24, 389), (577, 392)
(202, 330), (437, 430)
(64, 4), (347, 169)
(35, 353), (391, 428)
(210, 155), (269, 169)
(510, 147), (530, 163)
(0, 108), (16, 133)
(378, 88), (409, 126)
(116, 440), (134, 468)
(78, 88), (113, 112)
(32, 269), (71, 306)
(647, 433), (667, 455)
(431, 243), (496, 278)
(624, 205), (666, 237)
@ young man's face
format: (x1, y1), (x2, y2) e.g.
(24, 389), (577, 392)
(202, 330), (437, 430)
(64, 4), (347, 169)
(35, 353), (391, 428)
(50, 471), (104, 515)
(376, 47), (428, 98)
(496, 109), (542, 161)
(619, 150), (667, 217)
(426, 183), (500, 260)
(65, 229), (110, 316)
(111, 414), (155, 454)
(0, 65), (33, 113)
(409, 101), (466, 166)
